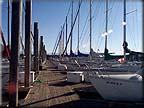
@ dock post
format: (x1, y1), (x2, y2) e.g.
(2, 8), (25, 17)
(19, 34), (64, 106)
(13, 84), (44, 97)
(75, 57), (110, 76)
(9, 0), (22, 107)
(34, 22), (39, 75)
(24, 0), (32, 87)
(39, 36), (43, 70)
(42, 45), (47, 62)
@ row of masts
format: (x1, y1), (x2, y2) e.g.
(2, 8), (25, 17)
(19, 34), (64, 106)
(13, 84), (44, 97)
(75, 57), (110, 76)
(55, 0), (127, 59)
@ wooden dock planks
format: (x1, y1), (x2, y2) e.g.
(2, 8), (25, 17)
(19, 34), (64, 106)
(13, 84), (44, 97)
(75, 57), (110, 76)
(20, 60), (82, 107)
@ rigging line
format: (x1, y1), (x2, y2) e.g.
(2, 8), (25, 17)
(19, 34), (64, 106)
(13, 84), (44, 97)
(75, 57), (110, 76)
(54, 30), (63, 55)
(93, 0), (102, 24)
(127, 21), (136, 50)
(20, 35), (25, 53)
(97, 37), (103, 51)
(108, 0), (114, 17)
(132, 12), (137, 50)
(52, 31), (61, 54)
(127, 16), (137, 50)
(126, 3), (137, 50)
(132, 2), (139, 50)
(94, 1), (103, 50)
(52, 20), (66, 55)
(62, 0), (83, 55)
(97, 24), (105, 51)
(135, 7), (139, 49)
(66, 1), (72, 19)
(22, 6), (24, 40)
(30, 31), (34, 45)
(108, 0), (116, 29)
(79, 10), (89, 42)
(81, 29), (89, 48)
(92, 0), (102, 49)
(96, 6), (106, 50)
(52, 31), (61, 55)
(31, 31), (34, 40)
(93, 0), (100, 16)
(21, 1), (26, 43)
(77, 0), (80, 52)
(61, 3), (71, 31)
(53, 33), (61, 55)
(80, 23), (89, 45)
(54, 23), (65, 55)
(93, 0), (102, 21)
(111, 1), (121, 29)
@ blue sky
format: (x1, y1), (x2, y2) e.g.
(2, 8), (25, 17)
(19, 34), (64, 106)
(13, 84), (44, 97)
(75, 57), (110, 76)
(1, 0), (143, 55)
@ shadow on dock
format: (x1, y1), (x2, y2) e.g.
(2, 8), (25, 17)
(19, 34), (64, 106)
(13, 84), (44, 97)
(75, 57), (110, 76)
(20, 91), (75, 108)
(49, 80), (78, 87)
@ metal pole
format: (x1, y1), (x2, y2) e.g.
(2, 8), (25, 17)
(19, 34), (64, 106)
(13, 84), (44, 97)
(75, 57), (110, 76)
(62, 28), (64, 55)
(105, 0), (108, 50)
(123, 0), (126, 60)
(70, 0), (73, 54)
(66, 16), (68, 54)
(9, 0), (22, 107)
(34, 22), (39, 74)
(24, 0), (32, 87)
(78, 0), (80, 54)
(8, 0), (10, 49)
(90, 0), (92, 53)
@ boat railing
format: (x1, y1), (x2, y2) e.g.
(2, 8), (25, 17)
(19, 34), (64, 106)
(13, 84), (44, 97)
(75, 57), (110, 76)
(84, 64), (102, 76)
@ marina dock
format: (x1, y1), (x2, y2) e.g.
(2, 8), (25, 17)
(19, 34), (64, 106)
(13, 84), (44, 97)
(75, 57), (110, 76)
(19, 60), (143, 108)
(20, 60), (98, 108)
(1, 0), (144, 108)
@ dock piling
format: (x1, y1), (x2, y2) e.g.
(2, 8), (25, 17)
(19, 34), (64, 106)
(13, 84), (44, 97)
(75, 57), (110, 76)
(24, 0), (32, 88)
(9, 0), (22, 107)
(34, 22), (39, 75)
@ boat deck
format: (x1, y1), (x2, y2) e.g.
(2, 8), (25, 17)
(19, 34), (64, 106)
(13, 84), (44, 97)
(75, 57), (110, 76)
(19, 60), (144, 108)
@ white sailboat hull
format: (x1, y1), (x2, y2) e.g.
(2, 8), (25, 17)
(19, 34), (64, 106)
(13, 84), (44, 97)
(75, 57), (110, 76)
(89, 74), (143, 101)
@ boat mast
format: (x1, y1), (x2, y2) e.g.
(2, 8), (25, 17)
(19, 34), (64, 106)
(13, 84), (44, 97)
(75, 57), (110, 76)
(70, 0), (73, 54)
(77, 0), (80, 54)
(105, 0), (108, 51)
(66, 16), (68, 54)
(123, 0), (126, 60)
(8, 0), (10, 49)
(62, 26), (64, 54)
(90, 0), (92, 55)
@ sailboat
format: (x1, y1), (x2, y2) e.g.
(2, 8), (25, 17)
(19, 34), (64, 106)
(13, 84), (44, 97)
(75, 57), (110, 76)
(88, 0), (143, 101)
(89, 0), (142, 71)
(89, 68), (143, 101)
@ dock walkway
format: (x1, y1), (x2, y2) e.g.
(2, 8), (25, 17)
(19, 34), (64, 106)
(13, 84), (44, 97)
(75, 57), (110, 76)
(20, 60), (96, 108)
